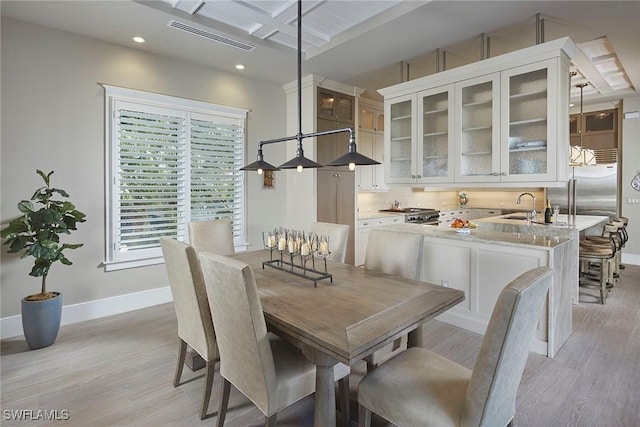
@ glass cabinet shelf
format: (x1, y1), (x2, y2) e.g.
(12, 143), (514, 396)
(424, 131), (448, 137)
(510, 118), (546, 126)
(462, 151), (491, 156)
(391, 114), (412, 121)
(424, 108), (448, 115)
(464, 125), (492, 132)
(391, 136), (412, 142)
(390, 157), (412, 162)
(462, 99), (492, 108)
(509, 146), (546, 153)
(509, 89), (547, 100)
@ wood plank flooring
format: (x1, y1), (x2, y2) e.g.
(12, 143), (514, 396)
(2, 265), (639, 426)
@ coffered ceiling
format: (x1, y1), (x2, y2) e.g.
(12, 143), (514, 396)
(2, 1), (639, 104)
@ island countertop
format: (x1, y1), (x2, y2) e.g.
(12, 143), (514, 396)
(379, 223), (569, 249)
(476, 214), (609, 232)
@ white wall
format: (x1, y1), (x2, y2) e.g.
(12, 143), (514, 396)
(621, 96), (640, 265)
(0, 17), (288, 325)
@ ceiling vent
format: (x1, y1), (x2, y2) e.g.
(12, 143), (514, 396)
(167, 20), (256, 52)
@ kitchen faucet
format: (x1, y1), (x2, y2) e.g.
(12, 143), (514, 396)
(516, 192), (537, 221)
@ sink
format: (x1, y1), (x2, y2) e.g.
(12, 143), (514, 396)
(504, 215), (528, 220)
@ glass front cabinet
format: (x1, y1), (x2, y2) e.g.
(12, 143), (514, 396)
(454, 74), (500, 182)
(385, 93), (416, 184)
(380, 38), (573, 187)
(500, 59), (558, 183)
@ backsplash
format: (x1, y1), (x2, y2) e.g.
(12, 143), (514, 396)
(357, 187), (545, 213)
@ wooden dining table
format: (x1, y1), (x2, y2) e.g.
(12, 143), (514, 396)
(231, 250), (465, 427)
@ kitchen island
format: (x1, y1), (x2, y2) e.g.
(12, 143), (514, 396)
(475, 213), (609, 304)
(379, 223), (572, 357)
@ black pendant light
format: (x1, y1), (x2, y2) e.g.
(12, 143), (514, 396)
(240, 0), (379, 173)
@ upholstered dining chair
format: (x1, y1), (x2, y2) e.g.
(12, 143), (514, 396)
(363, 228), (424, 371)
(310, 221), (350, 263)
(188, 219), (235, 255)
(160, 238), (218, 420)
(357, 266), (552, 427)
(199, 252), (351, 427)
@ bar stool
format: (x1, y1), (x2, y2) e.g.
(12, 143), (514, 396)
(579, 223), (618, 304)
(585, 220), (625, 283)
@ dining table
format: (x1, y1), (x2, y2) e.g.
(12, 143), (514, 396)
(231, 250), (465, 427)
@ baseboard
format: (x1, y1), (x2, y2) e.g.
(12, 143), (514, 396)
(1, 286), (173, 340)
(622, 253), (640, 266)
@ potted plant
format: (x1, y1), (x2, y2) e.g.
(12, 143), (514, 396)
(1, 170), (86, 349)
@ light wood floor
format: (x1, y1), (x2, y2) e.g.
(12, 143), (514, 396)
(2, 265), (639, 426)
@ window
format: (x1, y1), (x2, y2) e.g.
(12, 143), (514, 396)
(103, 85), (248, 271)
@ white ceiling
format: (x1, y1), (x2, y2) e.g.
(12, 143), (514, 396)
(2, 0), (639, 105)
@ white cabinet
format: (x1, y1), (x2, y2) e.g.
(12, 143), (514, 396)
(380, 38), (575, 187)
(420, 237), (553, 356)
(454, 74), (500, 182)
(355, 215), (404, 265)
(385, 93), (417, 184)
(357, 100), (387, 191)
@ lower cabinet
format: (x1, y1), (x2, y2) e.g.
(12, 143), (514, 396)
(420, 236), (568, 357)
(355, 215), (404, 266)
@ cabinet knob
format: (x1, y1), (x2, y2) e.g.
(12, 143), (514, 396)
(417, 175), (422, 178)
(500, 172), (507, 176)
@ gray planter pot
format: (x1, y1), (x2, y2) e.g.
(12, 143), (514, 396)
(21, 292), (62, 350)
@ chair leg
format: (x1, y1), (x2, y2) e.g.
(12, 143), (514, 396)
(216, 378), (231, 427)
(174, 339), (187, 387)
(200, 360), (216, 420)
(338, 376), (350, 427)
(265, 414), (277, 427)
(358, 405), (371, 427)
(600, 261), (608, 305)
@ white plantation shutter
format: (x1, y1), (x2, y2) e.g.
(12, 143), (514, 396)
(105, 86), (247, 270)
(190, 114), (245, 238)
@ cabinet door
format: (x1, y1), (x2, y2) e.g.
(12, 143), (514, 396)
(317, 169), (338, 224)
(454, 74), (500, 182)
(417, 85), (455, 183)
(356, 131), (375, 191)
(318, 88), (355, 124)
(501, 59), (558, 182)
(317, 118), (338, 165)
(372, 132), (387, 190)
(359, 105), (384, 133)
(385, 94), (416, 184)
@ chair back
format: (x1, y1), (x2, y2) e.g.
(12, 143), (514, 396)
(364, 228), (423, 280)
(462, 266), (552, 427)
(160, 238), (217, 360)
(188, 219), (235, 255)
(199, 252), (277, 414)
(310, 221), (350, 263)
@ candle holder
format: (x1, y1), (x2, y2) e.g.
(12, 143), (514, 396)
(262, 228), (332, 286)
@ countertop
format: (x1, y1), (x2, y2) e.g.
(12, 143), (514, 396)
(357, 211), (406, 221)
(379, 223), (570, 250)
(475, 214), (609, 232)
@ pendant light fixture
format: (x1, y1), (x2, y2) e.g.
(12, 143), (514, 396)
(241, 0), (379, 174)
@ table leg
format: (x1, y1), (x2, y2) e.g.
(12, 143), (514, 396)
(407, 324), (424, 348)
(302, 344), (337, 427)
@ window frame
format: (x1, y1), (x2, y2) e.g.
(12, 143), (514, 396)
(103, 85), (249, 271)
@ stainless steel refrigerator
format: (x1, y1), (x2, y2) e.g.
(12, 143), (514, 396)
(547, 164), (618, 220)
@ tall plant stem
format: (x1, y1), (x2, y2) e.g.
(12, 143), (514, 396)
(41, 275), (47, 295)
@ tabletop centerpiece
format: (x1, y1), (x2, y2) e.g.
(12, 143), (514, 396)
(263, 228), (333, 286)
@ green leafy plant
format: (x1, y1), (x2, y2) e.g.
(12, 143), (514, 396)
(1, 170), (86, 300)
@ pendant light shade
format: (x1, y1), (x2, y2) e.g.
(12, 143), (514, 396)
(279, 154), (324, 170)
(325, 137), (380, 168)
(240, 148), (280, 172)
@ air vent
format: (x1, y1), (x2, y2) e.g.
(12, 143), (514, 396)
(168, 20), (256, 52)
(594, 148), (618, 164)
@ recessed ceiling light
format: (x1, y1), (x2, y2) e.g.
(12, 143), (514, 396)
(235, 64), (245, 70)
(132, 36), (145, 43)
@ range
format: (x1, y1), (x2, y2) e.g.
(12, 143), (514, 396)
(379, 208), (440, 225)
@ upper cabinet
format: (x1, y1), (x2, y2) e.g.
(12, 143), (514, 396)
(379, 37), (576, 187)
(357, 99), (387, 191)
(317, 87), (355, 125)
